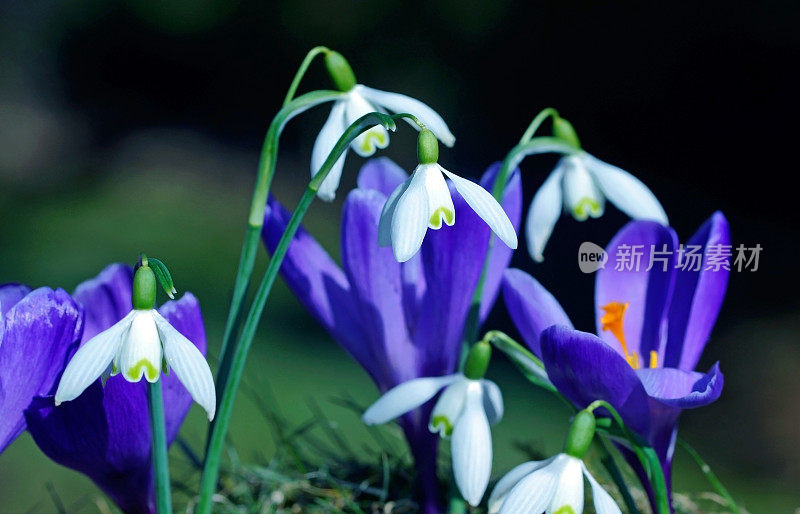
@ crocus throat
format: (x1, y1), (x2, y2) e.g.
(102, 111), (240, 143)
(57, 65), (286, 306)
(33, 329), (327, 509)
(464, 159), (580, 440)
(600, 301), (658, 370)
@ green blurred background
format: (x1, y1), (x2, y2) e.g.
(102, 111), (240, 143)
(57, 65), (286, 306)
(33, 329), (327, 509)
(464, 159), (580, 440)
(1, 0), (799, 512)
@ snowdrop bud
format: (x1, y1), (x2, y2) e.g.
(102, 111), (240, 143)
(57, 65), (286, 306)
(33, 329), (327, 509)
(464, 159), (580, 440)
(553, 116), (581, 149)
(132, 263), (156, 310)
(464, 341), (492, 380)
(564, 410), (596, 458)
(325, 51), (356, 92)
(417, 129), (439, 164)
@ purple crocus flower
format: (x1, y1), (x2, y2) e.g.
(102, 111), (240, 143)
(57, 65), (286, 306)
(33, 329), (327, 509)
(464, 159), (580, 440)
(0, 285), (82, 454)
(262, 157), (521, 513)
(25, 264), (206, 514)
(502, 213), (729, 511)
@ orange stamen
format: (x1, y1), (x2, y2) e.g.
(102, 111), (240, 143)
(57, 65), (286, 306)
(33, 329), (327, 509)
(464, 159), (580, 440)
(650, 350), (658, 369)
(600, 302), (645, 370)
(600, 302), (630, 355)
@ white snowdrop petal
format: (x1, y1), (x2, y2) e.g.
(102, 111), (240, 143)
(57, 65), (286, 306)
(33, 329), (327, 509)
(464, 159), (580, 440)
(525, 166), (564, 262)
(548, 456), (585, 514)
(390, 166), (432, 262)
(429, 377), (468, 437)
(583, 463), (623, 514)
(55, 311), (135, 404)
(345, 91), (389, 157)
(378, 176), (411, 247)
(422, 164), (455, 229)
(498, 458), (563, 514)
(311, 100), (349, 201)
(561, 155), (604, 221)
(118, 311), (162, 383)
(481, 379), (504, 425)
(153, 311), (216, 420)
(452, 381), (493, 506)
(356, 85), (455, 147)
(488, 459), (554, 514)
(362, 375), (459, 425)
(584, 153), (668, 224)
(440, 167), (518, 249)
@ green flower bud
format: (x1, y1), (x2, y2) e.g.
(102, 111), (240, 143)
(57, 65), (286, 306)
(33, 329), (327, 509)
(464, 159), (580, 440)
(564, 409), (596, 458)
(324, 51), (356, 92)
(463, 341), (492, 380)
(417, 129), (439, 164)
(132, 263), (157, 310)
(553, 116), (581, 149)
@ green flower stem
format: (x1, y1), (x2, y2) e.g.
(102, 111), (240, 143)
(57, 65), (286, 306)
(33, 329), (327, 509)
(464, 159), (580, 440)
(595, 437), (641, 514)
(196, 112), (396, 514)
(283, 46), (330, 106)
(677, 438), (741, 513)
(148, 379), (172, 514)
(459, 136), (576, 357)
(213, 89), (344, 416)
(587, 400), (671, 514)
(519, 107), (560, 143)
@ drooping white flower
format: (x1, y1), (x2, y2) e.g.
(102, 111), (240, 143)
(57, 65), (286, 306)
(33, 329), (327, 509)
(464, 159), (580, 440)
(311, 83), (455, 201)
(363, 373), (503, 506)
(55, 263), (216, 420)
(377, 161), (518, 263)
(526, 151), (667, 262)
(488, 453), (622, 514)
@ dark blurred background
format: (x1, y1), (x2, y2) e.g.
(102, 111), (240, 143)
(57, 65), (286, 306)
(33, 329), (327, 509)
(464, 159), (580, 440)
(1, 0), (798, 511)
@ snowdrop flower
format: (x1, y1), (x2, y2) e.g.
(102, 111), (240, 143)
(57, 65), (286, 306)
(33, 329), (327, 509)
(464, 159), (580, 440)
(363, 342), (502, 506)
(488, 454), (620, 514)
(523, 116), (667, 262)
(55, 258), (216, 420)
(378, 129), (517, 262)
(312, 51), (455, 201)
(488, 411), (621, 514)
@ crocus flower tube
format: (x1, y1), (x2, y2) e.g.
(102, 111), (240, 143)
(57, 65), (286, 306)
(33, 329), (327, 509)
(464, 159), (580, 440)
(311, 51), (455, 201)
(0, 285), (82, 454)
(25, 263), (208, 514)
(263, 157), (521, 513)
(502, 213), (729, 510)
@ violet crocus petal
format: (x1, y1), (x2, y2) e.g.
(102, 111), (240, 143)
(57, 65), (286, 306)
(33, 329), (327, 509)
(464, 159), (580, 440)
(540, 325), (651, 436)
(26, 384), (155, 514)
(262, 197), (372, 373)
(412, 167), (519, 376)
(0, 283), (32, 342)
(342, 188), (417, 386)
(502, 268), (573, 357)
(0, 288), (82, 453)
(637, 363), (724, 409)
(72, 263), (133, 341)
(664, 212), (730, 370)
(0, 283), (31, 318)
(478, 163), (522, 322)
(25, 290), (207, 514)
(356, 157), (409, 197)
(595, 221), (678, 360)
